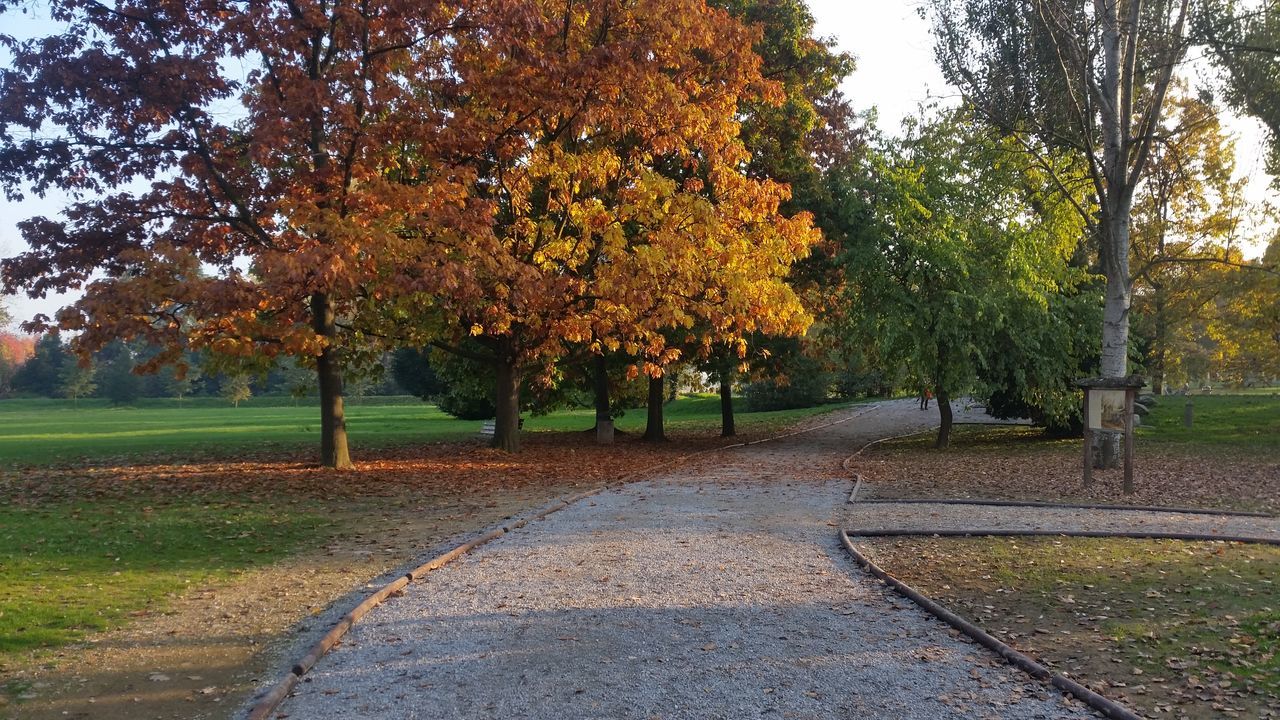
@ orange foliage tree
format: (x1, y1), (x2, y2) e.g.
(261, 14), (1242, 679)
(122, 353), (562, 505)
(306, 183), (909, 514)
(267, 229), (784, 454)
(1, 0), (817, 459)
(0, 1), (487, 468)
(371, 0), (818, 451)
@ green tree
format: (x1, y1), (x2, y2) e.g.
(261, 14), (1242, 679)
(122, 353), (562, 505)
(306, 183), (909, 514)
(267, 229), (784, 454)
(1198, 1), (1280, 176)
(11, 332), (68, 397)
(164, 364), (202, 407)
(391, 348), (445, 401)
(838, 111), (1097, 447)
(58, 359), (97, 408)
(95, 342), (141, 406)
(930, 0), (1195, 454)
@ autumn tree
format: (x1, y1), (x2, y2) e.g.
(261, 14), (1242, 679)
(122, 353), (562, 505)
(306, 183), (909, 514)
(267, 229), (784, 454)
(221, 373), (253, 408)
(0, 301), (22, 395)
(0, 1), (487, 468)
(931, 0), (1194, 458)
(658, 0), (853, 439)
(1129, 93), (1249, 393)
(1209, 237), (1280, 382)
(378, 0), (818, 452)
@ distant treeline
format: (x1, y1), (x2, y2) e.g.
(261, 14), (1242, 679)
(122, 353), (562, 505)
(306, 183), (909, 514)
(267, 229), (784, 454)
(0, 332), (403, 404)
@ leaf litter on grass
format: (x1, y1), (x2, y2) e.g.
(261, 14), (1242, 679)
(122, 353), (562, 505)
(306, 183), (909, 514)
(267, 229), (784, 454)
(859, 536), (1280, 719)
(851, 425), (1280, 513)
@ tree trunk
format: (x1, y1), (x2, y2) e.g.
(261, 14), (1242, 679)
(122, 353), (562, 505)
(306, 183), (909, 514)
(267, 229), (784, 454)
(592, 354), (613, 444)
(593, 355), (610, 425)
(718, 362), (735, 437)
(493, 359), (522, 452)
(934, 386), (952, 449)
(643, 374), (666, 442)
(1100, 261), (1132, 378)
(311, 292), (352, 470)
(1098, 210), (1133, 468)
(1152, 287), (1167, 395)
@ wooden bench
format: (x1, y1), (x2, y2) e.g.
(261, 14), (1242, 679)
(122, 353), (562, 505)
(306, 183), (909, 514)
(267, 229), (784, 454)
(477, 418), (523, 439)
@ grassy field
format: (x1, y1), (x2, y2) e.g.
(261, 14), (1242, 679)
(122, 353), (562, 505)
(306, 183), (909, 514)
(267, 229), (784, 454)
(0, 499), (328, 656)
(0, 394), (848, 467)
(1139, 393), (1280, 450)
(0, 396), (471, 467)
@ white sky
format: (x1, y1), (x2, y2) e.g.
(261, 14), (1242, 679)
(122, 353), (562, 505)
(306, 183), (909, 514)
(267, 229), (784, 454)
(2, 1), (1276, 330)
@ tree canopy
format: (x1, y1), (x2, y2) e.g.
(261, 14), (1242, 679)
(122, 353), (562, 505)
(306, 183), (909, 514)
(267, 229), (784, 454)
(930, 0), (1194, 407)
(837, 110), (1098, 446)
(1199, 0), (1280, 175)
(0, 0), (818, 458)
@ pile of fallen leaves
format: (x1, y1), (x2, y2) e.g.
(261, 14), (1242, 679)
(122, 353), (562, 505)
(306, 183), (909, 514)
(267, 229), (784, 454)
(852, 426), (1280, 513)
(860, 536), (1280, 720)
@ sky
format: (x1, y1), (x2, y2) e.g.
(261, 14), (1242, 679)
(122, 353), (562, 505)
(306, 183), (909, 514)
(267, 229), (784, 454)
(1, 1), (1276, 331)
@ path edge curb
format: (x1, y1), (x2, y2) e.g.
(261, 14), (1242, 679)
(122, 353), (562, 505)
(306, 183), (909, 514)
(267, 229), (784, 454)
(839, 529), (1143, 720)
(849, 498), (1275, 519)
(839, 528), (1280, 720)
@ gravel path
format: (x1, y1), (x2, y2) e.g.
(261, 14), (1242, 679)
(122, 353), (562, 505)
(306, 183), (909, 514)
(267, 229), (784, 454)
(276, 400), (1103, 719)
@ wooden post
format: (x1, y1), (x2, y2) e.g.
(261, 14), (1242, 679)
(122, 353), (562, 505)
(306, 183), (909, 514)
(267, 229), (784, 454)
(1183, 399), (1193, 428)
(1123, 389), (1135, 495)
(1082, 390), (1093, 488)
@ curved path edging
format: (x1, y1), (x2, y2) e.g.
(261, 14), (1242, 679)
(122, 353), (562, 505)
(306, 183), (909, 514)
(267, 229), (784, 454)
(245, 486), (606, 720)
(244, 402), (880, 720)
(839, 527), (1280, 720)
(844, 527), (1280, 546)
(850, 497), (1275, 519)
(841, 425), (1275, 519)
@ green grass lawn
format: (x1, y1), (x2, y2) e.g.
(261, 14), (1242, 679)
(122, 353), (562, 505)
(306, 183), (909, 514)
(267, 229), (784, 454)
(865, 536), (1280, 717)
(0, 396), (475, 466)
(1139, 393), (1280, 451)
(0, 395), (851, 467)
(0, 498), (328, 656)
